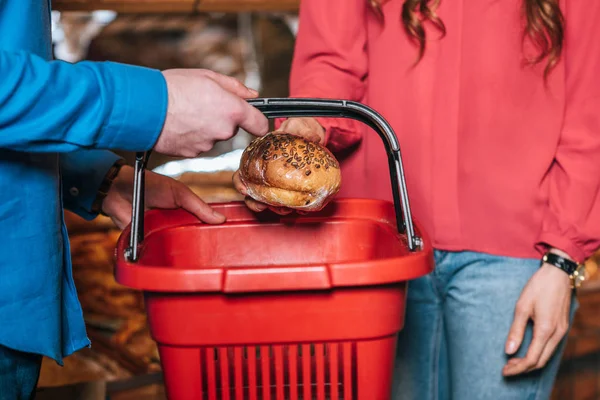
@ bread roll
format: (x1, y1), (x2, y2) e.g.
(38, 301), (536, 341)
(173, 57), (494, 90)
(239, 132), (341, 211)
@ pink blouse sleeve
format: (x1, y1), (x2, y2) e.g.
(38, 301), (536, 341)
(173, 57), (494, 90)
(536, 1), (600, 262)
(279, 0), (368, 153)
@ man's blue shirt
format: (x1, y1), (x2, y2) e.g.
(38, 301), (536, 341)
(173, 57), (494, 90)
(0, 0), (168, 362)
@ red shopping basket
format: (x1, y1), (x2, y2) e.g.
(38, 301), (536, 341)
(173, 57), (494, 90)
(115, 99), (434, 400)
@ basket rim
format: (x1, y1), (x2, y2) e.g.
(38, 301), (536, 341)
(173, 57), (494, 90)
(114, 199), (433, 293)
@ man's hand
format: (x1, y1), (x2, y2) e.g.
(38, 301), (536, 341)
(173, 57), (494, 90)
(102, 165), (224, 229)
(232, 117), (325, 214)
(155, 69), (269, 157)
(503, 253), (572, 376)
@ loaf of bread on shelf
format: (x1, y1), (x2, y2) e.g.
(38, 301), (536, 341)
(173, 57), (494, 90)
(239, 133), (341, 211)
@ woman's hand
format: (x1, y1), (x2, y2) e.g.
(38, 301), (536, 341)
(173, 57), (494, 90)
(102, 165), (225, 229)
(503, 253), (573, 376)
(277, 117), (326, 144)
(232, 117), (325, 215)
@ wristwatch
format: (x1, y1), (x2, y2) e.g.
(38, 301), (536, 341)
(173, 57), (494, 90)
(542, 252), (586, 289)
(91, 159), (126, 216)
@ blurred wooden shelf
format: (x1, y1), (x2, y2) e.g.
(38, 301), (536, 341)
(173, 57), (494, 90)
(52, 0), (299, 13)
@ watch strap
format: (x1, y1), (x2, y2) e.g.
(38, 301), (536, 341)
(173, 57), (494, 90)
(542, 252), (578, 276)
(92, 159), (126, 215)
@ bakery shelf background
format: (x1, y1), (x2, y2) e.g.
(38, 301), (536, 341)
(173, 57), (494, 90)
(52, 0), (299, 13)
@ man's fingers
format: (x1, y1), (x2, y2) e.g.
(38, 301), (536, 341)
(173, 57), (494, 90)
(233, 97), (269, 137)
(103, 195), (130, 229)
(111, 209), (130, 230)
(204, 71), (258, 98)
(203, 71), (268, 137)
(173, 183), (226, 224)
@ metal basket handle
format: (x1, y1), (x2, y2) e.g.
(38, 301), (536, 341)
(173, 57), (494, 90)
(125, 98), (422, 262)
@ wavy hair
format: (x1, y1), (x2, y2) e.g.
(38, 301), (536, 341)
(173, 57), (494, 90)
(369, 0), (564, 79)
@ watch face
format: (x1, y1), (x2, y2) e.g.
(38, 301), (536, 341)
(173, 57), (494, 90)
(572, 265), (586, 288)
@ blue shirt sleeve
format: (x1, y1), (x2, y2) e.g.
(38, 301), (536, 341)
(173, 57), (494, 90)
(0, 50), (168, 152)
(60, 150), (122, 220)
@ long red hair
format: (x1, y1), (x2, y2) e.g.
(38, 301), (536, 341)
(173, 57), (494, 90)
(369, 0), (564, 78)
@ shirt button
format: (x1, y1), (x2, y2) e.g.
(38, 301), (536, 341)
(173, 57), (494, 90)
(70, 187), (79, 197)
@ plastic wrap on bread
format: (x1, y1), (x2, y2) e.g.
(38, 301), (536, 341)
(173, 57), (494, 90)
(239, 132), (341, 211)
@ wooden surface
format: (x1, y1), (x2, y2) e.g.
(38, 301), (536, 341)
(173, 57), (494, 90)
(52, 0), (299, 13)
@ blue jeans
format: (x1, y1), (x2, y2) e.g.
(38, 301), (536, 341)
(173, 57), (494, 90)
(392, 250), (577, 400)
(0, 345), (42, 400)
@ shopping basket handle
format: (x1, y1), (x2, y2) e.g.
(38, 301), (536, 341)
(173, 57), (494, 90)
(125, 98), (422, 262)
